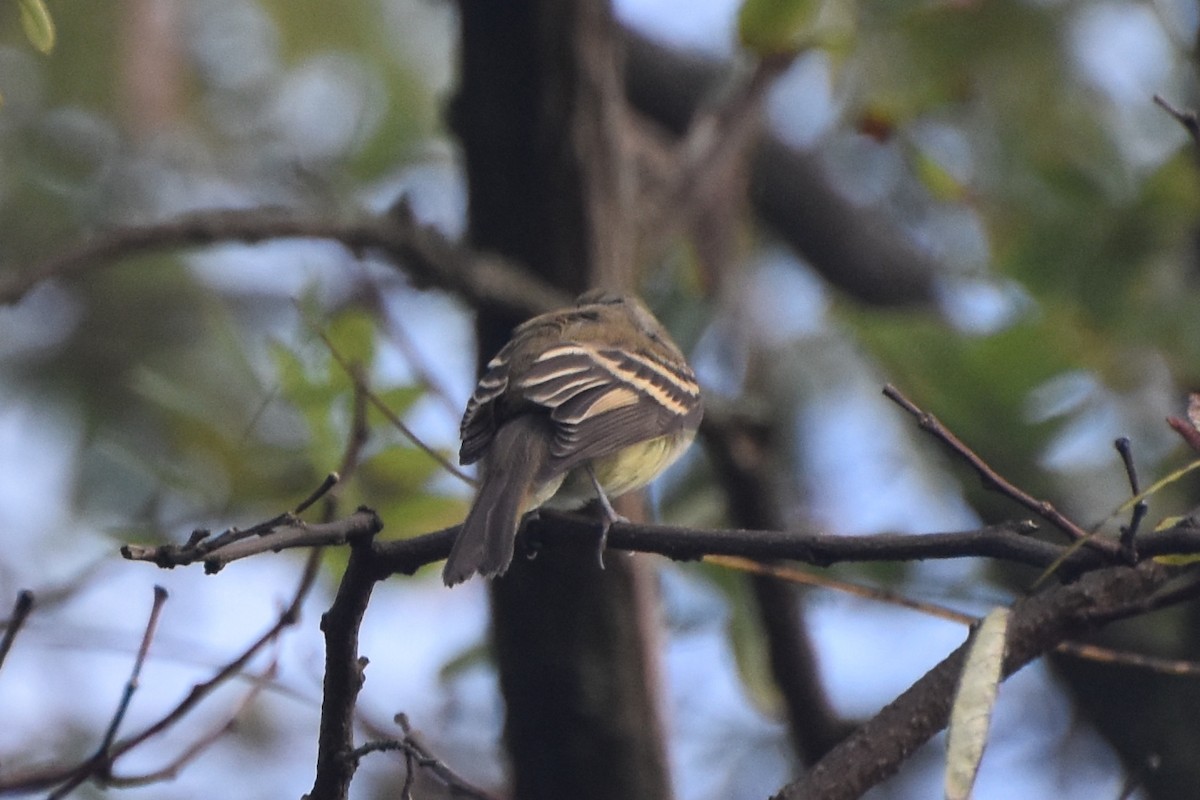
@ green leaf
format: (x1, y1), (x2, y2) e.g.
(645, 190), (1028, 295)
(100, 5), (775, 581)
(913, 149), (965, 202)
(372, 385), (425, 420)
(439, 639), (492, 681)
(945, 608), (1009, 800)
(19, 0), (56, 54)
(375, 493), (466, 539)
(737, 0), (817, 57)
(359, 445), (441, 495)
(324, 309), (377, 373)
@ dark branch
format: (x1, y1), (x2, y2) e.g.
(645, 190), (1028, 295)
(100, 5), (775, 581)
(107, 661), (275, 788)
(774, 560), (1173, 799)
(623, 30), (939, 306)
(305, 537), (382, 800)
(1, 554), (320, 795)
(369, 515), (1100, 577)
(346, 714), (498, 800)
(0, 590), (34, 672)
(98, 587), (170, 753)
(1154, 94), (1200, 146)
(121, 508), (383, 571)
(884, 384), (1119, 556)
(0, 207), (568, 319)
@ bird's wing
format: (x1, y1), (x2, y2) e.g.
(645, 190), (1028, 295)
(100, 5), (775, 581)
(514, 343), (702, 474)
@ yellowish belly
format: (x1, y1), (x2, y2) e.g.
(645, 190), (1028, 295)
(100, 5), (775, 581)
(540, 430), (697, 511)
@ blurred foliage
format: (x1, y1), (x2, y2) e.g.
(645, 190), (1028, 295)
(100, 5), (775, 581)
(737, 0), (819, 57)
(0, 1), (464, 554)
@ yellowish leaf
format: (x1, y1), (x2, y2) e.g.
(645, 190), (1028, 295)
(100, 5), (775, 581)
(738, 0), (817, 57)
(18, 0), (56, 55)
(946, 608), (1009, 800)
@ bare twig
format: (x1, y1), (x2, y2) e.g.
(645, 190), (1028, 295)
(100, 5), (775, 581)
(707, 555), (976, 625)
(44, 586), (170, 799)
(98, 586), (169, 754)
(1154, 94), (1200, 146)
(121, 508), (382, 571)
(107, 661), (278, 788)
(383, 313), (463, 422)
(883, 384), (1120, 556)
(304, 315), (473, 486)
(155, 473), (343, 562)
(0, 590), (34, 672)
(711, 555), (1200, 678)
(1114, 438), (1147, 560)
(397, 713), (497, 800)
(297, 472), (342, 516)
(0, 551), (322, 795)
(1115, 437), (1142, 495)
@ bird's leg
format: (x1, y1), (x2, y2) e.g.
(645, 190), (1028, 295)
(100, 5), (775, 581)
(587, 465), (628, 568)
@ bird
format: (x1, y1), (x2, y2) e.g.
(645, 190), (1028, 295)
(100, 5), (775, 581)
(442, 289), (703, 586)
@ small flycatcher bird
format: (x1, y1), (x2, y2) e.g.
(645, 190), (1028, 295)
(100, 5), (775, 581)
(442, 290), (703, 586)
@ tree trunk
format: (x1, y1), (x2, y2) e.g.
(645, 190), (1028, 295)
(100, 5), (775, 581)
(450, 2), (672, 798)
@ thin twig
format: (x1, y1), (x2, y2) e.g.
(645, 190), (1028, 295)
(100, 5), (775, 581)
(383, 311), (463, 422)
(297, 472), (341, 515)
(1154, 94), (1200, 146)
(883, 384), (1119, 556)
(395, 714), (498, 800)
(124, 509), (381, 570)
(0, 589), (34, 671)
(1115, 437), (1142, 495)
(706, 555), (973, 626)
(709, 555), (1200, 678)
(1114, 437), (1147, 560)
(210, 469), (340, 552)
(2, 552), (322, 796)
(45, 586), (170, 799)
(108, 551), (320, 770)
(98, 586), (170, 754)
(107, 660), (278, 788)
(301, 309), (474, 486)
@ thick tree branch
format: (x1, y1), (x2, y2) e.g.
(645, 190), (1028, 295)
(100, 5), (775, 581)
(0, 207), (567, 318)
(775, 560), (1173, 799)
(305, 537), (383, 800)
(623, 30), (939, 306)
(126, 510), (1166, 578)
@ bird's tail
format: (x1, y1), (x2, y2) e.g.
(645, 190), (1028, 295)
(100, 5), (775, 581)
(443, 417), (551, 586)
